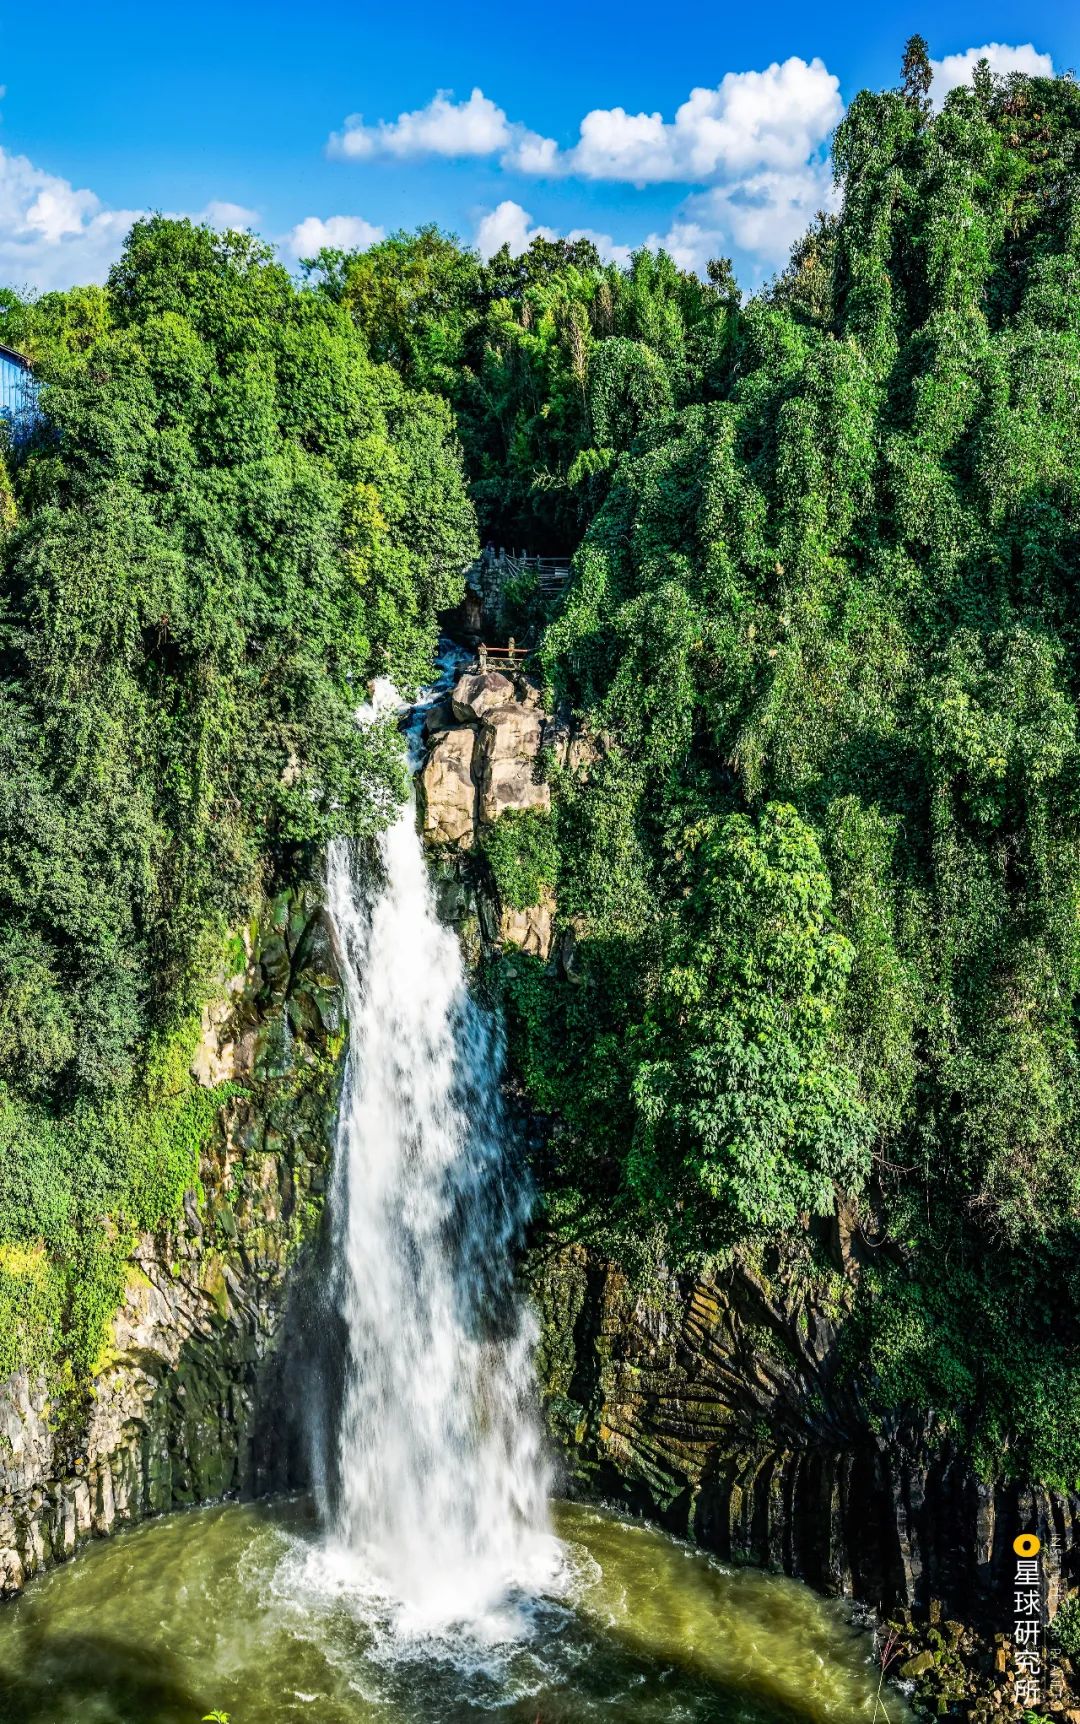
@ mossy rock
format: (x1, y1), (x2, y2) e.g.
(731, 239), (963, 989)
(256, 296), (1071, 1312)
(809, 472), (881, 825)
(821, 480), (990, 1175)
(901, 1652), (936, 1678)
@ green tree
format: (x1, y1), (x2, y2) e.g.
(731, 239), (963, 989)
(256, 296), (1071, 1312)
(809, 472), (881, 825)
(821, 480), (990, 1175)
(900, 33), (933, 115)
(492, 61), (1080, 1484)
(630, 806), (870, 1239)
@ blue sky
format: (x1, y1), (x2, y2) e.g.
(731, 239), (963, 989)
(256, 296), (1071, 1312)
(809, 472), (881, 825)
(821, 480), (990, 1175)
(0, 0), (1075, 291)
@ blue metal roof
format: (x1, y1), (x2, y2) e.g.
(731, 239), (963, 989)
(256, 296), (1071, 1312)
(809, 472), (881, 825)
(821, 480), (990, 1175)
(0, 345), (40, 444)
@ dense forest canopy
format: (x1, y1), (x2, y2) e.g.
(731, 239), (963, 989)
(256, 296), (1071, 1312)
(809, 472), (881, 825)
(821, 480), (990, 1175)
(2, 47), (1080, 1492)
(310, 225), (739, 552)
(0, 220), (475, 1385)
(486, 57), (1080, 1485)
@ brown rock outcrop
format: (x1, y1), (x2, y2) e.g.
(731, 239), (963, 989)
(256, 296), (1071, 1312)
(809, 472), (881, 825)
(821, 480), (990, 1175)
(478, 706), (550, 823)
(451, 670), (516, 723)
(417, 665), (592, 964)
(421, 726), (478, 847)
(423, 669), (574, 851)
(499, 887), (556, 959)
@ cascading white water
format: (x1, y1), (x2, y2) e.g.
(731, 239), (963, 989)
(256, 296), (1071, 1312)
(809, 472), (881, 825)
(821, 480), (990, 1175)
(319, 673), (554, 1635)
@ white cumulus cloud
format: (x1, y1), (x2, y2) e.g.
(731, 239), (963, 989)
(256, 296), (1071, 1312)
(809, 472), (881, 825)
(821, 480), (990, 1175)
(562, 58), (843, 184)
(686, 160), (839, 271)
(476, 202), (666, 271)
(502, 130), (560, 174)
(475, 180), (836, 282)
(475, 200), (555, 259)
(200, 200), (261, 231)
(287, 213), (385, 257)
(0, 145), (141, 290)
(930, 42), (1053, 106)
(331, 88), (513, 161)
(568, 227), (633, 267)
(640, 219), (718, 276)
(0, 139), (265, 294)
(330, 60), (842, 189)
(329, 87), (559, 175)
(335, 61), (844, 276)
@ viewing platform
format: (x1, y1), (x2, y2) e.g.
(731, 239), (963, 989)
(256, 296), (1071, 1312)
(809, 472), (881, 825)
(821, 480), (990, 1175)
(449, 547), (573, 666)
(475, 639), (530, 671)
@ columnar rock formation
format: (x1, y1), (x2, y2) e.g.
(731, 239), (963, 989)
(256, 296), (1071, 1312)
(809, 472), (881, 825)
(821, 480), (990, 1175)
(531, 1239), (1080, 1628)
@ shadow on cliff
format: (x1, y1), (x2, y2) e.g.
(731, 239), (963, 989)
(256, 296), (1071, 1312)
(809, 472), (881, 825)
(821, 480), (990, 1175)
(0, 1627), (203, 1724)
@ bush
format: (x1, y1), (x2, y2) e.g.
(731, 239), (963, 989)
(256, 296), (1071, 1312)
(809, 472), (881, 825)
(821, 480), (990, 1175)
(479, 809), (559, 911)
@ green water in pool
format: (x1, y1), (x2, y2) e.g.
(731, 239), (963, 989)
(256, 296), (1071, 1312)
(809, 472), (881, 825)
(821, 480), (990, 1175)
(0, 1496), (911, 1724)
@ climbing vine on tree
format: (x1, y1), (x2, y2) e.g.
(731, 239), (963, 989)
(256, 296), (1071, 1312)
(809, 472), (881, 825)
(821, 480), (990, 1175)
(484, 59), (1080, 1487)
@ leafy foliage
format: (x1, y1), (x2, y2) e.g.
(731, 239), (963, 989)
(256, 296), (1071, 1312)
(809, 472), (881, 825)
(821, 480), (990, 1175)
(0, 217), (476, 1385)
(629, 806), (870, 1241)
(7, 53), (1080, 1498)
(472, 61), (1080, 1483)
(312, 229), (739, 551)
(478, 809), (559, 912)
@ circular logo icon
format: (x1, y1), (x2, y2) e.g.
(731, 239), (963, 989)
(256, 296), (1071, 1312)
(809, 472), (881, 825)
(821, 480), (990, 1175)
(1013, 1533), (1041, 1557)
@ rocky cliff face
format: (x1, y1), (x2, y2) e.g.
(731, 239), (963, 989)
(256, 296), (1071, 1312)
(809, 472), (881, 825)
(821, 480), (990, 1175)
(421, 668), (551, 842)
(6, 663), (1076, 1671)
(0, 887), (342, 1597)
(530, 1243), (1080, 1629)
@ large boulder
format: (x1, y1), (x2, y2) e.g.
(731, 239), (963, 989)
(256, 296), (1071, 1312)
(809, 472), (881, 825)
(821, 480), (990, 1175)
(421, 693), (455, 740)
(420, 727), (478, 847)
(499, 887), (555, 961)
(450, 670), (515, 724)
(517, 675), (545, 711)
(478, 706), (550, 823)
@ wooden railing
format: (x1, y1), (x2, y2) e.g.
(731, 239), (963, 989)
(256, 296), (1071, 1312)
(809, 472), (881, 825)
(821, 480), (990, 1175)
(462, 552), (572, 666)
(477, 641), (529, 670)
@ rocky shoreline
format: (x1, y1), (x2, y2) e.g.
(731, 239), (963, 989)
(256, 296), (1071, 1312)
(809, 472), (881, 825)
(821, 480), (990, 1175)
(882, 1604), (1079, 1720)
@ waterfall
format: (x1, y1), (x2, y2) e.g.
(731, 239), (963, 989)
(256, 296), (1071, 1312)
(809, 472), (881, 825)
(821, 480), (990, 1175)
(316, 674), (553, 1635)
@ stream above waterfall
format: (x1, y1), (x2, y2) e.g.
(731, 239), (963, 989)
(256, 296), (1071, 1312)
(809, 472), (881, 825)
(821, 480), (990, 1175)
(0, 1494), (911, 1723)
